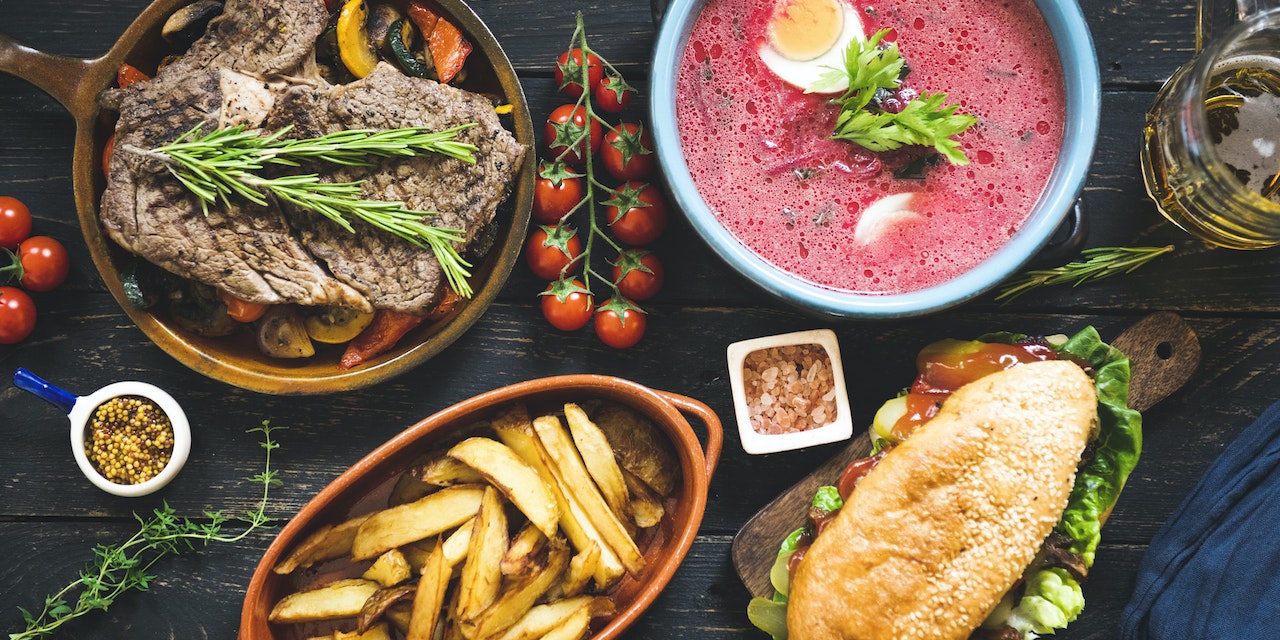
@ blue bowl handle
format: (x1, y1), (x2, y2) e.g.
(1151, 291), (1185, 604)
(13, 368), (78, 414)
(1027, 198), (1090, 269)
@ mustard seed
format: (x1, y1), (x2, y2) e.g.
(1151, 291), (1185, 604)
(85, 395), (174, 485)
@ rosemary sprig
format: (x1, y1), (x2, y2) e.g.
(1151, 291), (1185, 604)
(996, 245), (1174, 302)
(123, 124), (479, 298)
(12, 422), (284, 640)
(817, 28), (977, 164)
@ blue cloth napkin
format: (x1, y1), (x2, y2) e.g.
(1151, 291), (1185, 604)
(1120, 400), (1280, 640)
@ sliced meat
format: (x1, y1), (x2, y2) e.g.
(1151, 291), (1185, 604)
(268, 63), (524, 313)
(99, 0), (526, 315)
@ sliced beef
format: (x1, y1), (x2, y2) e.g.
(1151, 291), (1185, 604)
(98, 0), (526, 315)
(267, 63), (525, 313)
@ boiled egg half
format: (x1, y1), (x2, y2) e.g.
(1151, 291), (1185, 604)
(758, 0), (864, 93)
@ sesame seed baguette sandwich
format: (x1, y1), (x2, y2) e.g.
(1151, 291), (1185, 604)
(747, 328), (1143, 640)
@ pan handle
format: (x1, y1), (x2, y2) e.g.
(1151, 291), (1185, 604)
(0, 33), (99, 120)
(654, 390), (724, 480)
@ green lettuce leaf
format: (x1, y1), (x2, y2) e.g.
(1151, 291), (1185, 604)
(1007, 568), (1085, 635)
(1054, 326), (1142, 566)
(748, 487), (842, 637)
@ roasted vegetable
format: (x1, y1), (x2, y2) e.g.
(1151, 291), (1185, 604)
(389, 18), (433, 79)
(162, 0), (223, 48)
(367, 3), (406, 52)
(257, 306), (316, 359)
(407, 0), (472, 83)
(170, 281), (237, 337)
(337, 0), (379, 78)
(304, 305), (375, 344)
(339, 309), (425, 369)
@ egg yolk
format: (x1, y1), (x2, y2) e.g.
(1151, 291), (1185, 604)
(767, 0), (845, 61)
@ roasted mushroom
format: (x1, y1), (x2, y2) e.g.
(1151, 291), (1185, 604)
(256, 306), (316, 359)
(161, 0), (224, 48)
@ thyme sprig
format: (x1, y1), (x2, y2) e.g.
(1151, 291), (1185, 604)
(12, 422), (284, 640)
(123, 124), (479, 297)
(996, 245), (1174, 302)
(816, 28), (977, 164)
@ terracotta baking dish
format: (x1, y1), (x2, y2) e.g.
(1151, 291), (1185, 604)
(240, 374), (723, 639)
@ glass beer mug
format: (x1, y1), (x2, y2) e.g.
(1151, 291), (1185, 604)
(1142, 0), (1280, 248)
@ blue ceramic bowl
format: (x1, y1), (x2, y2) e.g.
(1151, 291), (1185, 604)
(650, 0), (1101, 318)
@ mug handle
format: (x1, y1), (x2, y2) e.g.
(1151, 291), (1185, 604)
(654, 389), (723, 480)
(1197, 0), (1280, 53)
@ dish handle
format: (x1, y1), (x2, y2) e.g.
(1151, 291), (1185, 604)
(654, 390), (723, 480)
(0, 33), (98, 120)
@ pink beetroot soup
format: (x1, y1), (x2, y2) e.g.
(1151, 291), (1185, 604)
(675, 0), (1066, 294)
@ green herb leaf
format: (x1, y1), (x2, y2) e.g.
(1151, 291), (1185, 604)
(827, 28), (976, 165)
(11, 422), (284, 640)
(123, 125), (479, 298)
(996, 245), (1174, 302)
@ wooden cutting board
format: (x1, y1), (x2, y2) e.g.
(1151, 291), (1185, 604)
(730, 311), (1202, 598)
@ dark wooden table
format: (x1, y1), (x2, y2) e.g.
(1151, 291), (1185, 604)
(0, 0), (1270, 638)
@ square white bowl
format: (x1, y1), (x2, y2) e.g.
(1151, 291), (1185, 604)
(727, 329), (853, 454)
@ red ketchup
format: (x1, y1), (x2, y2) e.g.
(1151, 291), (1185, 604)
(892, 339), (1057, 440)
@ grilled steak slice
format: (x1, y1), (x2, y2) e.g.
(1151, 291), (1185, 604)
(265, 63), (525, 313)
(99, 0), (526, 315)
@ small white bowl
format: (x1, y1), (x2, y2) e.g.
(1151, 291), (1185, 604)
(14, 369), (191, 497)
(70, 381), (192, 497)
(726, 329), (853, 454)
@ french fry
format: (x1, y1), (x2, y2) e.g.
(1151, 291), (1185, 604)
(456, 486), (508, 621)
(447, 437), (559, 538)
(501, 521), (548, 576)
(462, 539), (570, 640)
(269, 578), (381, 623)
(362, 549), (413, 587)
(492, 404), (626, 587)
(562, 542), (600, 599)
(533, 415), (645, 576)
(274, 514), (371, 574)
(422, 455), (488, 486)
(621, 467), (666, 529)
(564, 403), (632, 525)
(324, 622), (393, 640)
(406, 540), (451, 640)
(404, 517), (478, 573)
(539, 605), (591, 640)
(357, 585), (415, 633)
(493, 595), (598, 640)
(351, 485), (484, 561)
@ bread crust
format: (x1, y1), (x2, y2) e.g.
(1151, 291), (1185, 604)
(787, 360), (1097, 640)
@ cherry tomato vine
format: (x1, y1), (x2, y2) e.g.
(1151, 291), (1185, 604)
(530, 13), (663, 348)
(0, 196), (72, 344)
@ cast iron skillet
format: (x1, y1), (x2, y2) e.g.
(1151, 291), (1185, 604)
(0, 0), (535, 395)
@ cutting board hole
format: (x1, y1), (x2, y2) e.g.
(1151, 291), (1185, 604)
(1156, 341), (1174, 359)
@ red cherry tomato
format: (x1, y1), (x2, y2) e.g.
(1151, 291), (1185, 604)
(555, 48), (604, 99)
(0, 196), (33, 249)
(611, 250), (665, 301)
(601, 123), (655, 182)
(593, 75), (634, 114)
(0, 286), (36, 344)
(524, 225), (582, 280)
(16, 236), (70, 292)
(533, 168), (585, 225)
(540, 279), (594, 331)
(606, 182), (668, 246)
(593, 297), (647, 349)
(545, 104), (602, 166)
